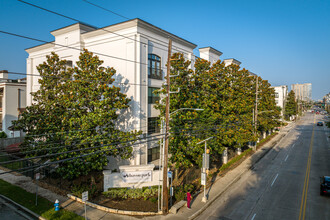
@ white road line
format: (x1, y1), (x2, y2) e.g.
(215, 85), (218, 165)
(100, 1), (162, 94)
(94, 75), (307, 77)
(292, 143), (295, 148)
(271, 174), (279, 187)
(284, 155), (289, 161)
(251, 213), (256, 220)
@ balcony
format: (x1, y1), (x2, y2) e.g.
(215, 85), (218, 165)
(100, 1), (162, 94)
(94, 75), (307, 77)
(148, 68), (163, 80)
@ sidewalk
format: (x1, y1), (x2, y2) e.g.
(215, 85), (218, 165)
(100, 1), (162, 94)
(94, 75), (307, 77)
(0, 124), (294, 220)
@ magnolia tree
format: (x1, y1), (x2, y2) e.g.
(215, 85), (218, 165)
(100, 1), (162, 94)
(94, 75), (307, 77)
(156, 53), (281, 168)
(284, 90), (297, 120)
(14, 50), (141, 179)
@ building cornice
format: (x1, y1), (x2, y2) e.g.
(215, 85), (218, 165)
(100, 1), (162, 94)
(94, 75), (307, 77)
(199, 47), (223, 56)
(224, 58), (241, 66)
(50, 23), (97, 36)
(83, 18), (197, 49)
(25, 41), (54, 54)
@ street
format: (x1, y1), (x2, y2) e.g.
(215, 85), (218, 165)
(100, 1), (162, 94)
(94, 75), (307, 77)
(196, 113), (330, 220)
(0, 197), (31, 220)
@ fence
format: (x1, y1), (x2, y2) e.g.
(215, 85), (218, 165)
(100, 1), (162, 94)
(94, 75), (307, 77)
(0, 137), (24, 149)
(0, 152), (35, 179)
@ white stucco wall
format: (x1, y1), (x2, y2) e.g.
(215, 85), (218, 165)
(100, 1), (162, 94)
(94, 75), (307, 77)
(272, 85), (288, 116)
(1, 83), (26, 137)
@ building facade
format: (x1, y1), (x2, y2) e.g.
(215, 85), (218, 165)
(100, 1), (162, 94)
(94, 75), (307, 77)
(0, 70), (26, 137)
(271, 85), (288, 117)
(25, 19), (224, 169)
(291, 83), (312, 102)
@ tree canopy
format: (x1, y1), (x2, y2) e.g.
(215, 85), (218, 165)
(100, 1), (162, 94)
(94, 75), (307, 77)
(284, 90), (297, 120)
(14, 50), (141, 179)
(156, 53), (281, 168)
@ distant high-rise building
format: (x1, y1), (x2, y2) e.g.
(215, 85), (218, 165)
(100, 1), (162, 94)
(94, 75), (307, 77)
(291, 83), (312, 101)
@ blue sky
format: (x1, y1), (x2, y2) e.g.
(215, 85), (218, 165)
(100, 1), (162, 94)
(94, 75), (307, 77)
(0, 0), (329, 100)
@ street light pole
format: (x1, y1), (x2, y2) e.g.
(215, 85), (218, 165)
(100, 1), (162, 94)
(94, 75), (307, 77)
(197, 137), (213, 203)
(254, 76), (259, 150)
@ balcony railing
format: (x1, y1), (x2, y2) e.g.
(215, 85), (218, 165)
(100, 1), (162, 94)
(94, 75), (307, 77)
(148, 68), (163, 80)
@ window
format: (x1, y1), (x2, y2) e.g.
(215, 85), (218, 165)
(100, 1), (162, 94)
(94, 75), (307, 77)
(148, 117), (160, 134)
(148, 147), (160, 162)
(275, 92), (279, 98)
(65, 60), (73, 68)
(0, 96), (2, 110)
(148, 54), (162, 80)
(0, 113), (2, 130)
(148, 87), (160, 104)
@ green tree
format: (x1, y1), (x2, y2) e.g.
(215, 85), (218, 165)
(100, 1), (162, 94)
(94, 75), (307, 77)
(257, 79), (281, 133)
(14, 50), (141, 179)
(156, 53), (281, 168)
(156, 54), (255, 168)
(284, 90), (297, 120)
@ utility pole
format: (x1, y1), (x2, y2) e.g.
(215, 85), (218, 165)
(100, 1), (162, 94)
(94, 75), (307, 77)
(162, 38), (172, 214)
(254, 76), (258, 149)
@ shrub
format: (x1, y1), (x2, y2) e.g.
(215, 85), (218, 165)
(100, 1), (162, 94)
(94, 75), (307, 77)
(71, 183), (98, 199)
(149, 197), (158, 203)
(103, 186), (159, 200)
(173, 184), (195, 202)
(0, 131), (7, 139)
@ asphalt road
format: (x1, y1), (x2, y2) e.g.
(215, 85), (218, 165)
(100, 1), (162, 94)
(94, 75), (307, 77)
(0, 198), (30, 220)
(197, 113), (330, 220)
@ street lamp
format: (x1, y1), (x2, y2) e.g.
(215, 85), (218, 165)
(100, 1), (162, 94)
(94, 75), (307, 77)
(170, 108), (204, 116)
(197, 136), (213, 203)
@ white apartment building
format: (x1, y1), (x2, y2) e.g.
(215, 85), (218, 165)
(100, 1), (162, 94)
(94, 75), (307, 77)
(25, 19), (223, 169)
(271, 85), (288, 117)
(0, 70), (26, 137)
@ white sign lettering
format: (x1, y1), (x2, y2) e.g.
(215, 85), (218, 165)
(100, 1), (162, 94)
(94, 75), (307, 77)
(121, 171), (152, 183)
(82, 191), (88, 202)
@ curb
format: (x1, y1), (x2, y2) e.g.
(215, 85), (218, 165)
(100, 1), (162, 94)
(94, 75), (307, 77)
(67, 194), (162, 216)
(0, 194), (46, 220)
(188, 129), (291, 220)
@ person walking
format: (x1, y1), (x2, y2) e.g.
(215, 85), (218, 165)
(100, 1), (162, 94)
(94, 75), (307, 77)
(187, 191), (192, 209)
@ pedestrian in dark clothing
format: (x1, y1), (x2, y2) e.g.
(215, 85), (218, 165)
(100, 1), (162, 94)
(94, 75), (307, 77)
(187, 192), (192, 209)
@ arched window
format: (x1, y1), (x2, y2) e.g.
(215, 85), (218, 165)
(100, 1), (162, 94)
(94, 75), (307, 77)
(148, 54), (162, 80)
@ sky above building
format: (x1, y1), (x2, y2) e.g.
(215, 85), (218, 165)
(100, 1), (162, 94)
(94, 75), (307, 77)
(0, 0), (329, 100)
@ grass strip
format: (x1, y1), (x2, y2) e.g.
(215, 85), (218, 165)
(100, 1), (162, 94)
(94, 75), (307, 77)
(218, 132), (278, 172)
(0, 179), (83, 220)
(219, 148), (253, 172)
(257, 132), (277, 148)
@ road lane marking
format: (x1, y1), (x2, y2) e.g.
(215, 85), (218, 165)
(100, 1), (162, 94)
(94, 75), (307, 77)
(284, 155), (289, 161)
(271, 174), (279, 187)
(292, 143), (295, 148)
(298, 117), (315, 220)
(251, 213), (256, 220)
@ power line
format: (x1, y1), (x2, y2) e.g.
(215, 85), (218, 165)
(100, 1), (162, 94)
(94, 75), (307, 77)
(79, 0), (195, 55)
(0, 134), (164, 176)
(0, 123), (155, 153)
(0, 123), (253, 165)
(0, 132), (165, 166)
(0, 120), (273, 175)
(17, 0), (193, 57)
(82, 0), (130, 20)
(0, 30), (152, 68)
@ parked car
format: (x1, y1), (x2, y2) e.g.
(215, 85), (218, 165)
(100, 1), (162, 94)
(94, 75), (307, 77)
(320, 176), (330, 196)
(317, 122), (323, 126)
